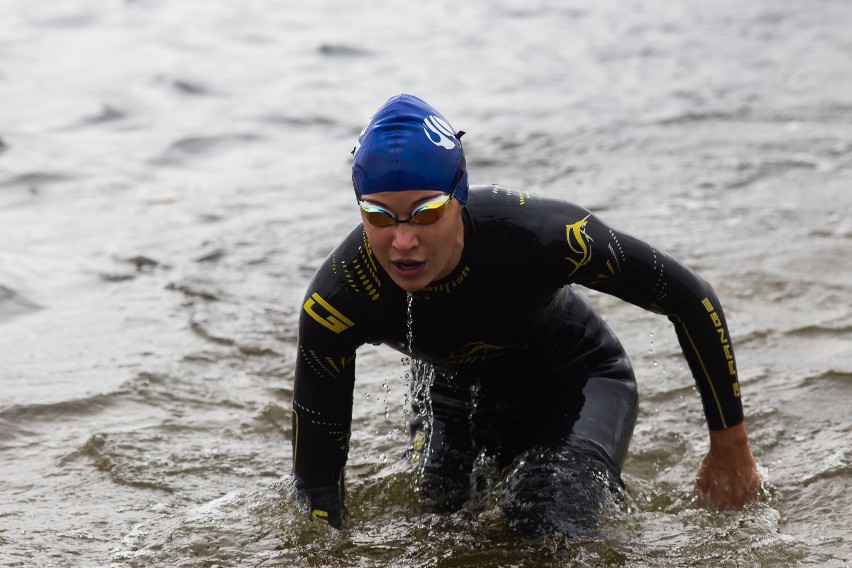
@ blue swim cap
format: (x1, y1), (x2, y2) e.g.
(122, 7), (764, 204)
(352, 94), (468, 205)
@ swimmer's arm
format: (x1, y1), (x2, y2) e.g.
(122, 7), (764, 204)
(291, 382), (351, 529)
(292, 308), (361, 529)
(291, 225), (379, 528)
(572, 218), (745, 428)
(694, 422), (761, 510)
(540, 207), (760, 507)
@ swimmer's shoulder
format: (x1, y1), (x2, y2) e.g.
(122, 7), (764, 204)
(307, 223), (391, 304)
(465, 184), (592, 231)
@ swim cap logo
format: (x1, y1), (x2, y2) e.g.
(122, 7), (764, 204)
(565, 215), (594, 276)
(423, 115), (456, 150)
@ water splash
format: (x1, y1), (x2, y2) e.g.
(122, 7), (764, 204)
(469, 380), (481, 418)
(405, 292), (414, 352)
(409, 360), (436, 483)
(400, 292), (439, 483)
(469, 379), (482, 459)
(400, 292), (415, 422)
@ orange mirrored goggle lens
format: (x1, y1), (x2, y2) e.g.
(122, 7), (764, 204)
(359, 194), (452, 227)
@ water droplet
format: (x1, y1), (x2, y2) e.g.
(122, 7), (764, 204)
(405, 292), (415, 352)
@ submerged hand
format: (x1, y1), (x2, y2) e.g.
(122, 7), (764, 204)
(694, 422), (760, 510)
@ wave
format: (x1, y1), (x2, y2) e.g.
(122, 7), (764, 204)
(167, 278), (224, 302)
(149, 74), (217, 97)
(800, 369), (852, 387)
(654, 109), (749, 126)
(0, 392), (117, 423)
(73, 432), (176, 493)
(0, 172), (75, 190)
(318, 43), (371, 57)
(259, 112), (337, 127)
(78, 103), (128, 125)
(787, 324), (852, 338)
(0, 417), (40, 447)
(0, 372), (182, 425)
(0, 284), (43, 319)
(182, 299), (287, 357)
(149, 133), (263, 166)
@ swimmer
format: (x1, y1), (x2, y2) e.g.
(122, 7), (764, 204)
(291, 94), (760, 532)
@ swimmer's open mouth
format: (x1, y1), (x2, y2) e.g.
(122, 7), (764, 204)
(392, 260), (426, 275)
(394, 261), (424, 269)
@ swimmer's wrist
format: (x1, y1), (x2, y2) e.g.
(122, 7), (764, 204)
(707, 422), (751, 453)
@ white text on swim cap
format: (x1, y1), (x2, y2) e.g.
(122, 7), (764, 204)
(423, 115), (456, 150)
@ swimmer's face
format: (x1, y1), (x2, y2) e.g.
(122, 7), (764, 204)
(359, 190), (464, 293)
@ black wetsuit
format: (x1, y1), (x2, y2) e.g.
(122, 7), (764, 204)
(292, 185), (743, 531)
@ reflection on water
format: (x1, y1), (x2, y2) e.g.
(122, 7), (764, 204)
(1, 0), (851, 566)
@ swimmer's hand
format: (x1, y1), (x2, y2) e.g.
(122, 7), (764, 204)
(694, 422), (761, 510)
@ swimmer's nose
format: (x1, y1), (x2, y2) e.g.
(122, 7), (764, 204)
(392, 222), (419, 251)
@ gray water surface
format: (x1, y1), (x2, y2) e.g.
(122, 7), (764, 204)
(1, 0), (851, 566)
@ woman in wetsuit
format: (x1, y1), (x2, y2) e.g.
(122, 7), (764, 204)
(291, 94), (760, 532)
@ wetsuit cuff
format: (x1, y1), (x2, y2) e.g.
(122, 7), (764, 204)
(297, 484), (346, 529)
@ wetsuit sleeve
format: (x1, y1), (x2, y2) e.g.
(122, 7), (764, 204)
(546, 206), (743, 430)
(292, 253), (367, 527)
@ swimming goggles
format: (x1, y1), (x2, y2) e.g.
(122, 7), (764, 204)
(356, 168), (464, 227)
(358, 192), (454, 227)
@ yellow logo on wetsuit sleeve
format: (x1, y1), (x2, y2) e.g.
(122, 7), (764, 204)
(303, 293), (355, 334)
(311, 509), (330, 524)
(701, 297), (739, 394)
(565, 215), (594, 275)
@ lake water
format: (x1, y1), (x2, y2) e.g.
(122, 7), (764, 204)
(1, 0), (850, 566)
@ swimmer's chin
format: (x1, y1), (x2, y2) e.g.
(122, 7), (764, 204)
(390, 278), (430, 293)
